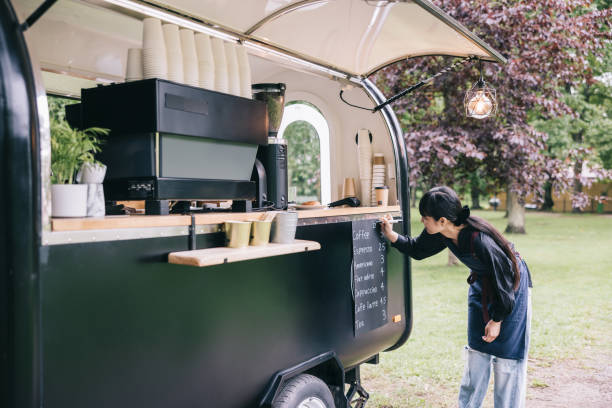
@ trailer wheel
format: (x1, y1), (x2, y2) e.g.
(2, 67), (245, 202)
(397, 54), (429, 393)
(273, 373), (335, 408)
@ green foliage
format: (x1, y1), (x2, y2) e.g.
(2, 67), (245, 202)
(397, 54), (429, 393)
(532, 82), (612, 169)
(283, 120), (321, 200)
(50, 117), (108, 185)
(48, 94), (76, 122)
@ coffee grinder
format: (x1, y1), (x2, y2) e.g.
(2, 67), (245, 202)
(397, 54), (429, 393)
(252, 83), (288, 210)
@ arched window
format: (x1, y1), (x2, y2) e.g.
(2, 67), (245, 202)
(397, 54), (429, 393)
(278, 101), (331, 205)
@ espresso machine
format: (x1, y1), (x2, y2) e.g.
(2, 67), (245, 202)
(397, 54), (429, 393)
(252, 83), (288, 210)
(69, 79), (268, 214)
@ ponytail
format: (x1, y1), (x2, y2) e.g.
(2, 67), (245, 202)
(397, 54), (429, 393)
(465, 215), (520, 291)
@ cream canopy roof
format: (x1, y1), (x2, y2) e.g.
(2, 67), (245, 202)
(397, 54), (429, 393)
(14, 0), (506, 82)
(94, 0), (506, 78)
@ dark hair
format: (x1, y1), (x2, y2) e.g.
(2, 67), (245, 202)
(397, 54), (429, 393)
(419, 186), (520, 290)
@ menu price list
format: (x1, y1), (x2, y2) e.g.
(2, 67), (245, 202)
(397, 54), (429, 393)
(352, 219), (388, 336)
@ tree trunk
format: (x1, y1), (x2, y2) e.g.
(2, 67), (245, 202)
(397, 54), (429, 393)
(411, 184), (418, 208)
(447, 249), (460, 266)
(505, 187), (526, 234)
(471, 188), (482, 210)
(572, 159), (583, 213)
(541, 181), (554, 211)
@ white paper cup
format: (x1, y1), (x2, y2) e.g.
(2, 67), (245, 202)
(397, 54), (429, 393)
(211, 37), (229, 93)
(126, 48), (143, 81)
(179, 29), (199, 86)
(163, 24), (184, 82)
(271, 211), (298, 244)
(224, 42), (241, 96)
(195, 33), (215, 89)
(142, 47), (167, 79)
(236, 45), (252, 98)
(142, 18), (165, 50)
(359, 178), (371, 206)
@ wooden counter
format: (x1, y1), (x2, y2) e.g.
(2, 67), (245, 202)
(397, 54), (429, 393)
(51, 205), (401, 232)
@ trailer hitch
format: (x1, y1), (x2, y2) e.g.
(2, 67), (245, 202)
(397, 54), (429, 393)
(346, 380), (369, 408)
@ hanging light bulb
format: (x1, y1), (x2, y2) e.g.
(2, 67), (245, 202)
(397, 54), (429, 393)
(464, 60), (497, 119)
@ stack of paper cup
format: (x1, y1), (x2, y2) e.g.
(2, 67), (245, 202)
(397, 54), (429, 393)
(224, 42), (241, 96)
(357, 128), (372, 206)
(371, 153), (386, 205)
(195, 33), (215, 90)
(211, 38), (229, 93)
(180, 29), (199, 86)
(236, 45), (252, 98)
(125, 48), (143, 82)
(142, 18), (167, 80)
(163, 24), (184, 83)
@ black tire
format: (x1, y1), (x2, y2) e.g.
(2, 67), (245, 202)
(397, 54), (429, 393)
(272, 374), (335, 408)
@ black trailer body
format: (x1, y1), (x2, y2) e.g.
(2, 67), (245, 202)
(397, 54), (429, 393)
(39, 221), (406, 408)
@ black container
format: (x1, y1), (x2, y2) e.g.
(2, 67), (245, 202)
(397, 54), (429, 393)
(257, 138), (288, 210)
(80, 78), (268, 144)
(75, 79), (269, 205)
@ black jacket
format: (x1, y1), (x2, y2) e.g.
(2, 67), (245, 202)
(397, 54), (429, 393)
(391, 226), (521, 322)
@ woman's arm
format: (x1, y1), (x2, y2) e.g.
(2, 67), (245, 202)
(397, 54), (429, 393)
(379, 216), (446, 260)
(473, 233), (516, 322)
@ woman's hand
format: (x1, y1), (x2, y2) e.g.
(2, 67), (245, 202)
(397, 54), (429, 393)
(379, 214), (399, 243)
(482, 320), (501, 343)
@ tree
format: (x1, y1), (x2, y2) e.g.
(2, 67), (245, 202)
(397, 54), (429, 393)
(284, 120), (321, 201)
(374, 0), (611, 232)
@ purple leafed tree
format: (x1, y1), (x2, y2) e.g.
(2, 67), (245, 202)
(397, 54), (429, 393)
(374, 0), (611, 232)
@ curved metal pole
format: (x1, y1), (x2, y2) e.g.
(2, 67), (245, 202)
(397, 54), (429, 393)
(361, 78), (413, 351)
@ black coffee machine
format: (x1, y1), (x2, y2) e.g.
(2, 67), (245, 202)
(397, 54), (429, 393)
(251, 83), (288, 210)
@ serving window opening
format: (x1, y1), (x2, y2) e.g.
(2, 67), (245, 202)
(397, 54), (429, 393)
(279, 101), (331, 205)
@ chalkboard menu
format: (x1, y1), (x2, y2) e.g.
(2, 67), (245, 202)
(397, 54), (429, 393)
(352, 218), (388, 336)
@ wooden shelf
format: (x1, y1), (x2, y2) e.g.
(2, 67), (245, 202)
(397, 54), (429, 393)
(168, 239), (321, 267)
(51, 206), (400, 232)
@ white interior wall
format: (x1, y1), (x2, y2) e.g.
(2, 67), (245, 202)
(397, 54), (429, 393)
(251, 56), (398, 205)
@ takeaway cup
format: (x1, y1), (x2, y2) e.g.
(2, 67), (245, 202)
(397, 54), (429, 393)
(163, 24), (184, 83)
(359, 178), (371, 206)
(375, 186), (389, 207)
(250, 220), (272, 246)
(142, 18), (165, 49)
(342, 177), (356, 198)
(224, 41), (241, 96)
(180, 29), (199, 86)
(125, 48), (143, 81)
(271, 211), (298, 244)
(224, 220), (252, 248)
(236, 45), (252, 98)
(195, 33), (215, 89)
(211, 37), (229, 93)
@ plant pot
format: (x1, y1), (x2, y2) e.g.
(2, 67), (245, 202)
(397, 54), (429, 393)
(77, 162), (107, 184)
(52, 184), (88, 217)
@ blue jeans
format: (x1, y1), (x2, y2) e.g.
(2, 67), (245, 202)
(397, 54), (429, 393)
(458, 290), (532, 408)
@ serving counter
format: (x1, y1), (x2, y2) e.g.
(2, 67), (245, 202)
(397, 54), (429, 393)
(50, 206), (401, 231)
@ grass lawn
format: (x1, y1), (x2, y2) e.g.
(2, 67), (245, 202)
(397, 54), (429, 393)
(361, 210), (612, 407)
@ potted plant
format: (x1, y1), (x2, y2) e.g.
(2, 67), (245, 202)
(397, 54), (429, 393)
(51, 117), (108, 217)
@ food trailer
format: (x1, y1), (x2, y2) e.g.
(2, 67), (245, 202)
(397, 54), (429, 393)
(1, 1), (505, 407)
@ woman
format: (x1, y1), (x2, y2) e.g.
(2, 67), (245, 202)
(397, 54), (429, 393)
(379, 186), (532, 408)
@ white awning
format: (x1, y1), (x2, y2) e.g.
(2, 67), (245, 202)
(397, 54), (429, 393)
(14, 0), (506, 82)
(144, 0), (506, 76)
